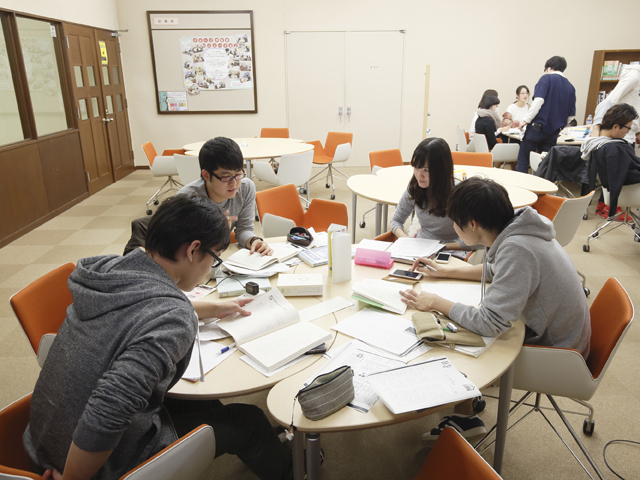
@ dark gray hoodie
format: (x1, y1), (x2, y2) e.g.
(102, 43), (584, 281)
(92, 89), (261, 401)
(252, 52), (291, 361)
(23, 249), (197, 479)
(449, 207), (591, 358)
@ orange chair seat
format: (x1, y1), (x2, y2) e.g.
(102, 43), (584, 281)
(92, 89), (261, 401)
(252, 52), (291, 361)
(312, 155), (333, 165)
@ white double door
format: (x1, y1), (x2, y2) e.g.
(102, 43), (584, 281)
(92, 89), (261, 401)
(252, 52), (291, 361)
(285, 31), (404, 167)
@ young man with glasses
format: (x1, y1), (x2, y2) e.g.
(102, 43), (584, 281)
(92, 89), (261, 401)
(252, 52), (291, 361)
(179, 136), (272, 255)
(25, 196), (293, 480)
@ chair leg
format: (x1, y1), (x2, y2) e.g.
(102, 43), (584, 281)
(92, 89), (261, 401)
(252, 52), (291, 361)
(146, 176), (182, 208)
(309, 166), (329, 184)
(546, 395), (606, 480)
(328, 166), (335, 199)
(586, 207), (638, 248)
(331, 166), (350, 180)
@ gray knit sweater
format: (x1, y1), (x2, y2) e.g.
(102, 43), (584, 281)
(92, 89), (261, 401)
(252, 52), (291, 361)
(449, 207), (591, 357)
(23, 249), (197, 479)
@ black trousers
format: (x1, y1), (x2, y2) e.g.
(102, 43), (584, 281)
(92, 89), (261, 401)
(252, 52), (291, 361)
(164, 398), (293, 480)
(516, 126), (560, 173)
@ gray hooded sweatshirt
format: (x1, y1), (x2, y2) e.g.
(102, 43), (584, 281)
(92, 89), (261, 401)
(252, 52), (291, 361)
(23, 249), (197, 479)
(449, 207), (590, 358)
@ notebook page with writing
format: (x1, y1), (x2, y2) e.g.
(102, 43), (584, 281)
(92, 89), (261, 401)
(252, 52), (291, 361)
(352, 279), (407, 314)
(366, 357), (480, 414)
(217, 289), (299, 344)
(238, 321), (332, 372)
(225, 249), (279, 271)
(331, 307), (419, 356)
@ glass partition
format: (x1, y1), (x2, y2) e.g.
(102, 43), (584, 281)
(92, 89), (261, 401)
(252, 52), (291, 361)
(0, 17), (25, 146)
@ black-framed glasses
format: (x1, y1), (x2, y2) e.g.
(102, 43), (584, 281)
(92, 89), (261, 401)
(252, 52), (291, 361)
(210, 171), (246, 183)
(204, 248), (224, 268)
(621, 125), (632, 131)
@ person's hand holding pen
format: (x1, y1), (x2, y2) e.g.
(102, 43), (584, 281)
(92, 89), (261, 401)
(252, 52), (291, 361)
(410, 256), (446, 278)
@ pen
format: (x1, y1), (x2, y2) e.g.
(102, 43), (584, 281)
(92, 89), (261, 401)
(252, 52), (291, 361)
(418, 262), (437, 272)
(216, 342), (236, 355)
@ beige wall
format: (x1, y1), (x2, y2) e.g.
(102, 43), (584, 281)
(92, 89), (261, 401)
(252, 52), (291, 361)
(4, 0), (640, 164)
(0, 0), (119, 30)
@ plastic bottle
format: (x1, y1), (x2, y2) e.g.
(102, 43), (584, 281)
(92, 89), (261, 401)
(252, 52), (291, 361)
(586, 114), (593, 126)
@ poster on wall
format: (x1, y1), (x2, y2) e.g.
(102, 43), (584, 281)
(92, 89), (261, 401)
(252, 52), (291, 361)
(179, 33), (253, 95)
(159, 91), (189, 111)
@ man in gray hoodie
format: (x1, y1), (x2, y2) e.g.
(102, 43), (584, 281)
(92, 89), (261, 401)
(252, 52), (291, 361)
(24, 195), (292, 480)
(400, 177), (590, 443)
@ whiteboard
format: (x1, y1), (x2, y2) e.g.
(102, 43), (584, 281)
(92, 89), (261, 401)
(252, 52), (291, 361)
(147, 11), (257, 114)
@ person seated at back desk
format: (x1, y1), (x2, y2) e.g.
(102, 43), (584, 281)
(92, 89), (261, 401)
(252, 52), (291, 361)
(581, 103), (640, 218)
(399, 177), (590, 444)
(123, 136), (272, 256)
(474, 95), (509, 151)
(24, 195), (293, 480)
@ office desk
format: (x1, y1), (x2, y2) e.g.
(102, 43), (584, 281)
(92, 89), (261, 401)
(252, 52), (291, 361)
(267, 261), (525, 479)
(182, 138), (313, 178)
(347, 169), (540, 241)
(505, 130), (584, 146)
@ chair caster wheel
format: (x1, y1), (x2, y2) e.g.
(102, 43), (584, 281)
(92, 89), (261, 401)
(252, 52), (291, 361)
(326, 183), (330, 188)
(583, 213), (588, 220)
(146, 209), (153, 216)
(359, 221), (366, 228)
(255, 215), (259, 221)
(299, 188), (307, 194)
(583, 244), (590, 252)
(472, 397), (486, 413)
(330, 194), (335, 200)
(153, 200), (159, 205)
(583, 287), (590, 297)
(583, 418), (595, 435)
(593, 232), (599, 238)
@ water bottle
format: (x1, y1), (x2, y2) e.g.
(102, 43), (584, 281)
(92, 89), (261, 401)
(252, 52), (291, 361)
(586, 114), (593, 126)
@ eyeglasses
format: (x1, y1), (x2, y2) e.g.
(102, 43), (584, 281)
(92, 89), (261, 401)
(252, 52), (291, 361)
(210, 171), (246, 183)
(621, 125), (632, 131)
(204, 248), (224, 268)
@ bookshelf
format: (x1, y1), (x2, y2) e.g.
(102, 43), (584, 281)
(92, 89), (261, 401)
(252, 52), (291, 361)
(585, 49), (640, 123)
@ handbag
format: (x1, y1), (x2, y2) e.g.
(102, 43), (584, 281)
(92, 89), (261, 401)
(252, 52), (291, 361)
(287, 227), (313, 247)
(412, 312), (486, 347)
(295, 365), (354, 421)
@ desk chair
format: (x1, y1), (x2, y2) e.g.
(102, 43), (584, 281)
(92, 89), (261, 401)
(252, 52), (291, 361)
(529, 151), (543, 174)
(456, 127), (468, 152)
(252, 150), (314, 202)
(173, 154), (202, 185)
(308, 132), (353, 200)
(0, 393), (215, 480)
(452, 151), (493, 168)
(476, 278), (633, 480)
(256, 183), (348, 233)
(359, 149), (404, 228)
(584, 184), (640, 251)
(413, 427), (502, 480)
(260, 127), (290, 138)
(533, 191), (595, 295)
(466, 133), (489, 153)
(10, 263), (75, 368)
(491, 143), (520, 169)
(141, 142), (184, 215)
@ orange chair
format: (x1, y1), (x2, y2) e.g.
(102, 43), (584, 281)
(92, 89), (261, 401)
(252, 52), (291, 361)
(260, 128), (290, 138)
(256, 184), (348, 234)
(10, 263), (75, 368)
(359, 149), (404, 228)
(0, 393), (215, 480)
(451, 151), (493, 167)
(141, 142), (185, 215)
(374, 231), (398, 243)
(308, 132), (353, 200)
(413, 427), (502, 480)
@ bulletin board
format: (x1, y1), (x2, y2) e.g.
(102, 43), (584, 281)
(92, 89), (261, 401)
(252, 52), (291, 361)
(147, 10), (257, 114)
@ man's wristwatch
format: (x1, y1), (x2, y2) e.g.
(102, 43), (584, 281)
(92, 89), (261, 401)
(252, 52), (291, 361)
(248, 236), (263, 247)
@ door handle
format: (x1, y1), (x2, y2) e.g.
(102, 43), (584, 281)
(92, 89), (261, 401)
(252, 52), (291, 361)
(347, 107), (351, 119)
(338, 107), (343, 117)
(102, 118), (113, 123)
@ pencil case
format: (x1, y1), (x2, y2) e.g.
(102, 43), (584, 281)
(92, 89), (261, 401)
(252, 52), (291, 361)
(296, 365), (354, 421)
(288, 227), (313, 247)
(412, 312), (485, 347)
(354, 248), (393, 269)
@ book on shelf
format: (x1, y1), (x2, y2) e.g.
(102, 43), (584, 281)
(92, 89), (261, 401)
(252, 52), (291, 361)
(216, 288), (331, 372)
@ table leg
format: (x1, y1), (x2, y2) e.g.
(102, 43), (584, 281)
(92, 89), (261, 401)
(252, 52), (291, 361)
(382, 204), (388, 233)
(246, 159), (252, 179)
(375, 204), (383, 237)
(292, 431), (305, 480)
(351, 192), (357, 243)
(306, 433), (322, 480)
(493, 363), (514, 474)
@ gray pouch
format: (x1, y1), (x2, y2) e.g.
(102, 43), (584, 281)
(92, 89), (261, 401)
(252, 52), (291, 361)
(296, 365), (354, 421)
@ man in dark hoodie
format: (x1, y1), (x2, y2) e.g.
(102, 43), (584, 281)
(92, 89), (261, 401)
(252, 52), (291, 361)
(400, 177), (590, 443)
(24, 195), (292, 480)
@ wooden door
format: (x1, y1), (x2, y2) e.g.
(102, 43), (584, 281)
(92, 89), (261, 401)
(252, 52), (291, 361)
(285, 32), (345, 144)
(64, 24), (113, 194)
(95, 30), (134, 181)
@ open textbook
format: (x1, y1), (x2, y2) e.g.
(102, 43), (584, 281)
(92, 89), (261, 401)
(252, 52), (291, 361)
(216, 288), (331, 372)
(351, 279), (408, 314)
(224, 246), (299, 271)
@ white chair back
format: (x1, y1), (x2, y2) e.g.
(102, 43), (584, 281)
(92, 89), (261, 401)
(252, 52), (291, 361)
(275, 150), (314, 187)
(252, 161), (279, 185)
(173, 154), (201, 185)
(603, 184), (640, 209)
(553, 191), (595, 247)
(467, 133), (489, 153)
(332, 143), (351, 163)
(456, 127), (468, 152)
(491, 143), (520, 166)
(529, 152), (543, 174)
(261, 213), (297, 238)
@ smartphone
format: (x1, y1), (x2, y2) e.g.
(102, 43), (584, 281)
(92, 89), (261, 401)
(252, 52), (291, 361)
(390, 269), (423, 280)
(435, 252), (451, 264)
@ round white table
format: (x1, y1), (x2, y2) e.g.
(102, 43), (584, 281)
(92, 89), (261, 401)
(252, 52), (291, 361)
(183, 138), (314, 178)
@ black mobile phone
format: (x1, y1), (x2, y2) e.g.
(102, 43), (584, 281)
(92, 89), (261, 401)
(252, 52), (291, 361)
(390, 269), (423, 280)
